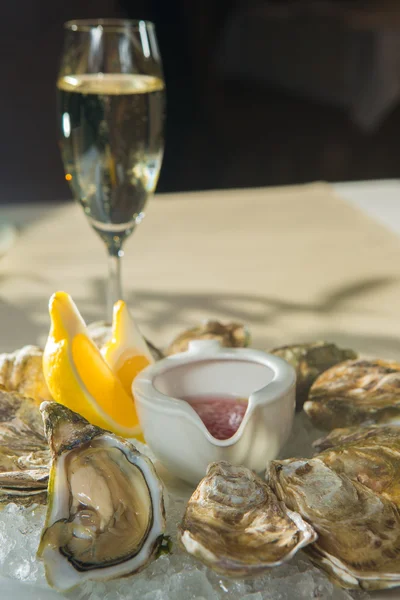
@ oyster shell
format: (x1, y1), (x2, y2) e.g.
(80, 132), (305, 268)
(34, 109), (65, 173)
(166, 321), (250, 355)
(304, 359), (400, 430)
(0, 388), (50, 505)
(270, 342), (357, 409)
(37, 402), (166, 592)
(269, 453), (400, 590)
(313, 424), (400, 453)
(0, 345), (51, 404)
(178, 461), (316, 577)
(315, 426), (400, 506)
(0, 468), (48, 506)
(0, 387), (48, 459)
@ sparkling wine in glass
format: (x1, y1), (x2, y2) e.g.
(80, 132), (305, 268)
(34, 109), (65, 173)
(57, 19), (165, 315)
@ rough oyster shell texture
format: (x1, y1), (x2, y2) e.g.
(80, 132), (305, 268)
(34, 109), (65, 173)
(178, 461), (316, 577)
(38, 401), (166, 592)
(270, 342), (357, 409)
(304, 359), (400, 430)
(313, 423), (400, 453)
(0, 345), (51, 404)
(0, 387), (49, 505)
(269, 431), (400, 591)
(166, 321), (250, 355)
(315, 425), (400, 506)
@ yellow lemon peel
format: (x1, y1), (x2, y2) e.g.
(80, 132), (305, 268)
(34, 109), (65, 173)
(43, 292), (143, 439)
(101, 300), (153, 395)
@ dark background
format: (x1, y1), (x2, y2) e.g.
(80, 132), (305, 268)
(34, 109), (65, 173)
(1, 0), (400, 203)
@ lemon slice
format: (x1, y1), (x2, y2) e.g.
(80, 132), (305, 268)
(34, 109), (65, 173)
(102, 300), (153, 395)
(43, 292), (142, 439)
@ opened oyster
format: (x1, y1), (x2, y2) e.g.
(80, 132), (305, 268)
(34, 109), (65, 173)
(270, 342), (357, 409)
(269, 451), (400, 590)
(304, 359), (400, 430)
(0, 345), (51, 404)
(37, 402), (166, 592)
(0, 387), (49, 505)
(166, 321), (250, 355)
(178, 461), (316, 577)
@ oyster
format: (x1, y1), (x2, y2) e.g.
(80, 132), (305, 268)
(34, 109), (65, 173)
(0, 387), (48, 459)
(37, 402), (166, 591)
(0, 345), (51, 404)
(87, 320), (164, 360)
(315, 426), (400, 506)
(270, 342), (357, 409)
(178, 461), (316, 577)
(166, 321), (250, 355)
(0, 387), (50, 505)
(0, 468), (48, 506)
(304, 359), (400, 430)
(269, 453), (400, 590)
(313, 424), (400, 452)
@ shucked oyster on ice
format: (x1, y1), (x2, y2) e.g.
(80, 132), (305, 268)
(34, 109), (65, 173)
(270, 342), (357, 409)
(0, 387), (50, 505)
(178, 461), (316, 577)
(37, 401), (166, 592)
(269, 447), (400, 590)
(304, 359), (400, 430)
(0, 345), (52, 404)
(166, 321), (250, 355)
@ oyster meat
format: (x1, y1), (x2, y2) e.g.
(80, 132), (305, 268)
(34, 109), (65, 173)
(178, 461), (316, 577)
(0, 387), (49, 505)
(269, 447), (400, 590)
(304, 359), (400, 430)
(270, 342), (357, 409)
(0, 345), (51, 404)
(166, 321), (250, 355)
(38, 402), (166, 591)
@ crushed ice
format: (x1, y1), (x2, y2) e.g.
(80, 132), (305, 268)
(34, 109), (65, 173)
(0, 418), (369, 599)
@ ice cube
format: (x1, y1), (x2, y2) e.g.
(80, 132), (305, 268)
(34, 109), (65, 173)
(169, 569), (219, 600)
(141, 591), (165, 600)
(14, 558), (31, 581)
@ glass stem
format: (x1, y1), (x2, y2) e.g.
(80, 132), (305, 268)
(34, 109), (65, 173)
(107, 248), (124, 319)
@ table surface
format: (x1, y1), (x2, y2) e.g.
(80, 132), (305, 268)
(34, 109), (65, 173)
(1, 179), (400, 600)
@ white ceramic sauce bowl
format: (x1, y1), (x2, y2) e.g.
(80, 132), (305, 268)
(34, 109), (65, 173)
(133, 340), (296, 485)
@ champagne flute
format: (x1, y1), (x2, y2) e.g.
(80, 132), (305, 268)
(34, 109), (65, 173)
(57, 19), (165, 316)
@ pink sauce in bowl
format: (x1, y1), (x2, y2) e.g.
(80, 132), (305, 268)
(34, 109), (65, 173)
(181, 394), (248, 440)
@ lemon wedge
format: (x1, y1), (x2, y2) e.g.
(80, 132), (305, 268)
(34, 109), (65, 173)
(43, 292), (143, 439)
(101, 300), (153, 395)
